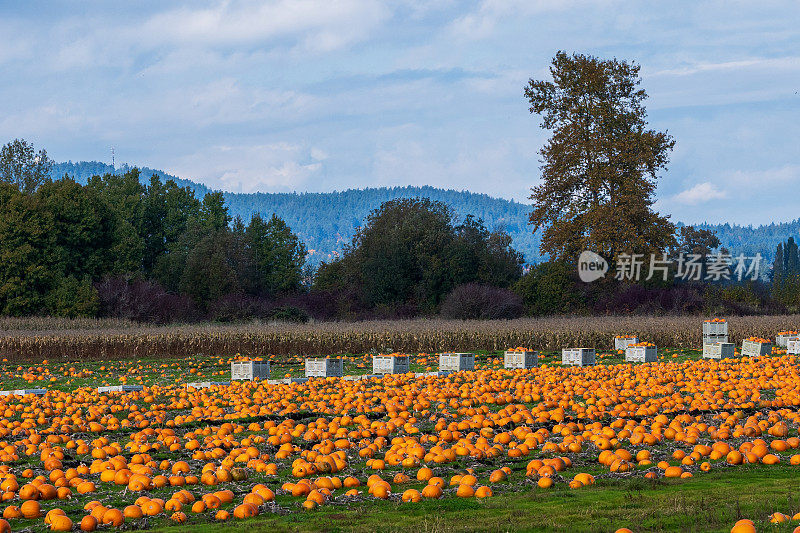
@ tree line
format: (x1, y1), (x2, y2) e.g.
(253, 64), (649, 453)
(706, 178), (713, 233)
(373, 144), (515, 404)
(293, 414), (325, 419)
(0, 141), (308, 320)
(0, 140), (526, 321)
(3, 51), (797, 322)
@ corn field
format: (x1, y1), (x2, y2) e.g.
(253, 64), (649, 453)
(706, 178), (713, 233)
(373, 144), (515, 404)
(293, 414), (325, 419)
(1, 315), (798, 361)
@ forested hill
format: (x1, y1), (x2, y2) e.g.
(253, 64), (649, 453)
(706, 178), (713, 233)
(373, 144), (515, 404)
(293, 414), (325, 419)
(52, 161), (799, 265)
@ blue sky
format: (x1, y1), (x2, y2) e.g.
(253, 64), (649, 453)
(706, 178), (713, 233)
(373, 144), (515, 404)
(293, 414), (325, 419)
(0, 1), (798, 225)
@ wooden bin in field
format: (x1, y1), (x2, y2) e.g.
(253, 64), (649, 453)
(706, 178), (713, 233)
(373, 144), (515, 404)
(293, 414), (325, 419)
(230, 361), (270, 381)
(788, 338), (800, 355)
(614, 336), (638, 350)
(439, 353), (475, 372)
(97, 385), (144, 393)
(776, 331), (798, 348)
(702, 342), (735, 359)
(503, 350), (538, 369)
(561, 348), (595, 367)
(372, 355), (410, 375)
(625, 345), (658, 363)
(305, 358), (344, 378)
(703, 320), (729, 345)
(741, 339), (771, 357)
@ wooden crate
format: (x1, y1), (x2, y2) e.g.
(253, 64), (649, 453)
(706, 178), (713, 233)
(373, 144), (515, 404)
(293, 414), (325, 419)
(185, 381), (230, 389)
(97, 385), (144, 393)
(305, 358), (344, 378)
(439, 353), (475, 372)
(614, 336), (638, 350)
(702, 343), (736, 359)
(787, 338), (800, 355)
(703, 333), (729, 345)
(741, 339), (771, 357)
(372, 355), (410, 375)
(703, 320), (728, 336)
(561, 348), (595, 367)
(503, 350), (538, 369)
(0, 389), (47, 397)
(776, 332), (798, 348)
(625, 345), (658, 363)
(231, 361), (270, 381)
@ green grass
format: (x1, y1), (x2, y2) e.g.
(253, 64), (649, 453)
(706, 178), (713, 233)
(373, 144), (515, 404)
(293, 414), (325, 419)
(149, 466), (800, 533)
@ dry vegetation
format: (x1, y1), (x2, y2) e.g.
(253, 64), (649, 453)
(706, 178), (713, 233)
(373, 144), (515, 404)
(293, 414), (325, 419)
(1, 315), (798, 360)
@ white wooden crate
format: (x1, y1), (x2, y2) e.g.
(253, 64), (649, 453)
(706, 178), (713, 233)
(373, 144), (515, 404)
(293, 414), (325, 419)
(776, 332), (798, 348)
(614, 337), (638, 350)
(305, 358), (344, 378)
(186, 381), (230, 389)
(703, 321), (728, 336)
(788, 338), (800, 355)
(0, 389), (47, 396)
(439, 353), (475, 372)
(372, 355), (410, 375)
(97, 385), (144, 393)
(625, 345), (658, 363)
(503, 351), (538, 369)
(741, 339), (771, 357)
(267, 377), (309, 385)
(231, 361), (270, 381)
(561, 348), (595, 367)
(702, 343), (735, 359)
(703, 334), (729, 344)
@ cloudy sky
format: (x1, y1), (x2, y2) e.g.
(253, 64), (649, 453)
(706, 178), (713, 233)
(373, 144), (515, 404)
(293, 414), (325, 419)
(1, 1), (798, 225)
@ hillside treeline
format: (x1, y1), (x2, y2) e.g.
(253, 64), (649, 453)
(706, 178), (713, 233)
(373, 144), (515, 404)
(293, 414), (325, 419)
(52, 161), (800, 267)
(4, 138), (800, 322)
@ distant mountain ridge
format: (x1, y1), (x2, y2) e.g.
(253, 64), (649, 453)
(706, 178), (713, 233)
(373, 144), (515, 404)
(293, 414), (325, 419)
(52, 161), (799, 266)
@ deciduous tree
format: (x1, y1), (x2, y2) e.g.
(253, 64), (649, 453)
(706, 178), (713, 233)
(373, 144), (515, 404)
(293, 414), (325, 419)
(525, 51), (676, 262)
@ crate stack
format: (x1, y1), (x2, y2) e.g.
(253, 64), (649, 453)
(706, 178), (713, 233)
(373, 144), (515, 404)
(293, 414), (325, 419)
(503, 349), (538, 369)
(614, 336), (638, 351)
(703, 319), (728, 344)
(305, 358), (344, 378)
(702, 319), (734, 359)
(561, 348), (595, 367)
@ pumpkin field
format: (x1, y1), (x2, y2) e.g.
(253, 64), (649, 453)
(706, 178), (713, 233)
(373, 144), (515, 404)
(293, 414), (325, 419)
(1, 321), (800, 532)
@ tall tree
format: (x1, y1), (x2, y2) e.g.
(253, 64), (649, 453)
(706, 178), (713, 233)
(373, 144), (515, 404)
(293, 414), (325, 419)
(87, 170), (146, 274)
(245, 214), (307, 297)
(141, 175), (201, 275)
(36, 178), (115, 280)
(774, 242), (785, 282)
(0, 139), (53, 194)
(199, 192), (231, 230)
(179, 229), (240, 308)
(524, 51), (676, 262)
(315, 198), (523, 310)
(785, 237), (799, 275)
(0, 183), (51, 314)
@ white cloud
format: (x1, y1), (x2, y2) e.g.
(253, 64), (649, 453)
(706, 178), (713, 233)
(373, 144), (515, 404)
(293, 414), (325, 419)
(673, 182), (727, 205)
(725, 165), (800, 188)
(165, 142), (324, 193)
(140, 0), (391, 52)
(446, 0), (612, 41)
(650, 56), (800, 77)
